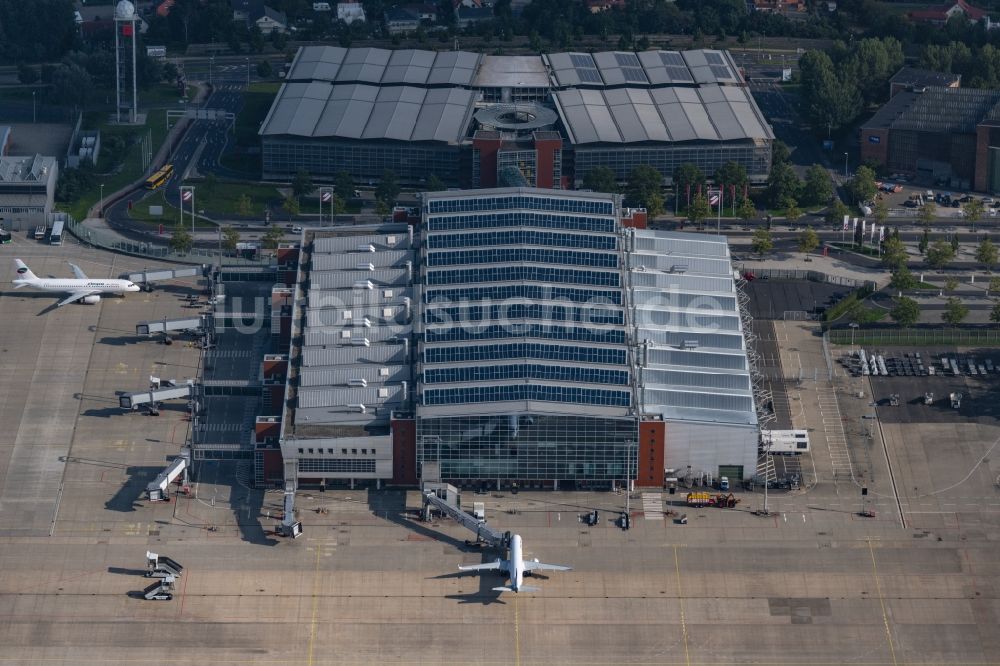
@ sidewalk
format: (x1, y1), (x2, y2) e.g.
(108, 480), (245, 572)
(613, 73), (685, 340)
(735, 252), (890, 288)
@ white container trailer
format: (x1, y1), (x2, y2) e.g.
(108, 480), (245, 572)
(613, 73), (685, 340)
(761, 430), (810, 455)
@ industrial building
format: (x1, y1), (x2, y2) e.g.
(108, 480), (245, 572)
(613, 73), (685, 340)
(860, 86), (1000, 192)
(265, 188), (760, 493)
(0, 154), (58, 230)
(259, 46), (774, 189)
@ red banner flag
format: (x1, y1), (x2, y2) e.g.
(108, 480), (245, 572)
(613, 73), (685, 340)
(122, 24), (134, 37)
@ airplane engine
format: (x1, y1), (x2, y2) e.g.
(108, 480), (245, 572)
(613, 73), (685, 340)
(82, 295), (102, 304)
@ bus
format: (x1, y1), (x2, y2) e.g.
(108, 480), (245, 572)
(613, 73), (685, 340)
(49, 219), (64, 245)
(145, 164), (174, 190)
(34, 225), (47, 240)
(0, 229), (11, 244)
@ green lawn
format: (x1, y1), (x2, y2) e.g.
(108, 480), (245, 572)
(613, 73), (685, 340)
(234, 82), (280, 148)
(62, 109), (170, 221)
(829, 328), (1000, 346)
(185, 179), (283, 217)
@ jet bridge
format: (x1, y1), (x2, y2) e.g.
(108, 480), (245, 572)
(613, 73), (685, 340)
(276, 481), (302, 538)
(146, 447), (191, 501)
(119, 379), (195, 410)
(121, 266), (205, 291)
(422, 483), (510, 549)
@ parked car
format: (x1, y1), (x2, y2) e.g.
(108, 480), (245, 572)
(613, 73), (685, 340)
(952, 199), (961, 208)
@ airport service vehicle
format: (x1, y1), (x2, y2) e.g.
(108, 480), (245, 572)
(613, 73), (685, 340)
(686, 492), (740, 508)
(33, 225), (47, 240)
(11, 258), (141, 306)
(49, 219), (64, 245)
(761, 429), (811, 455)
(458, 534), (571, 593)
(472, 502), (486, 521)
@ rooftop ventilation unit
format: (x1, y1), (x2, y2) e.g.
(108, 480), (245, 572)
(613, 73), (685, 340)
(670, 265), (689, 274)
(353, 280), (374, 290)
(357, 262), (375, 271)
(350, 337), (371, 347)
(356, 244), (375, 252)
(347, 403), (367, 413)
(348, 378), (368, 387)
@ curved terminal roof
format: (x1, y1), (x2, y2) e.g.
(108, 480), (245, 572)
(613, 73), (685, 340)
(545, 49), (740, 88)
(552, 85), (773, 145)
(260, 82), (476, 144)
(287, 46), (482, 86)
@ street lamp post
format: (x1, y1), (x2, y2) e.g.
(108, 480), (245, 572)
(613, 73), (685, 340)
(32, 91), (36, 123)
(849, 322), (859, 346)
(246, 58), (250, 88)
(209, 55), (214, 87)
(99, 183), (105, 218)
(843, 152), (849, 179)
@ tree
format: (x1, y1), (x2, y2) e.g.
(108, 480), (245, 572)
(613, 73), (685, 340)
(51, 63), (92, 108)
(918, 201), (937, 226)
(845, 165), (877, 204)
(292, 169), (313, 200)
(950, 233), (960, 253)
(771, 140), (791, 167)
(751, 228), (773, 257)
(990, 300), (1000, 325)
(582, 166), (618, 193)
(713, 161), (747, 195)
(784, 197), (803, 226)
(221, 226), (241, 251)
(798, 226), (819, 256)
(963, 199), (984, 230)
(824, 199), (850, 227)
(976, 237), (998, 270)
(282, 194), (300, 219)
(626, 165), (664, 212)
(262, 226), (284, 251)
(256, 60), (272, 78)
(797, 50), (861, 133)
(890, 296), (920, 328)
(945, 277), (959, 292)
(687, 194), (711, 226)
(375, 199), (391, 216)
(426, 174), (446, 192)
(375, 169), (400, 205)
(802, 164), (833, 206)
(766, 162), (802, 208)
(941, 297), (969, 326)
(925, 240), (955, 269)
(237, 194), (253, 217)
(737, 197), (756, 225)
(334, 171), (355, 201)
(672, 163), (704, 206)
(990, 277), (1000, 295)
(919, 227), (930, 255)
(881, 236), (908, 269)
(890, 266), (916, 291)
(169, 227), (193, 254)
(874, 199), (889, 227)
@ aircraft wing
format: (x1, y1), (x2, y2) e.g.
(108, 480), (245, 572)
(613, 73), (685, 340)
(458, 560), (505, 572)
(68, 263), (88, 280)
(57, 290), (100, 307)
(523, 561), (572, 572)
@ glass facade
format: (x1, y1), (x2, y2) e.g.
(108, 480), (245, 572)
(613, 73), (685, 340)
(262, 137), (463, 184)
(573, 142), (772, 186)
(418, 190), (635, 483)
(417, 415), (637, 482)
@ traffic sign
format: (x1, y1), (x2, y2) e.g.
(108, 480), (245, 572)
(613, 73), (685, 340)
(181, 190), (193, 202)
(321, 191), (331, 202)
(709, 194), (720, 206)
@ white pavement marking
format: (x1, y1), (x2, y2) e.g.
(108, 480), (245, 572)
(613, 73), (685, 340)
(642, 492), (663, 520)
(816, 386), (854, 477)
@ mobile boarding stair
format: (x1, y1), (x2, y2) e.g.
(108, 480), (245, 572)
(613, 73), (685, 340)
(142, 575), (176, 601)
(145, 551), (183, 579)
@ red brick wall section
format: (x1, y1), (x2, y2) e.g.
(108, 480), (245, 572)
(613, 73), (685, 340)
(975, 125), (990, 193)
(275, 247), (299, 269)
(621, 209), (648, 229)
(859, 128), (889, 169)
(262, 358), (288, 381)
(534, 137), (562, 189)
(636, 420), (665, 488)
(391, 418), (417, 486)
(255, 419), (280, 444)
(473, 137), (502, 188)
(266, 385), (284, 412)
(261, 449), (283, 484)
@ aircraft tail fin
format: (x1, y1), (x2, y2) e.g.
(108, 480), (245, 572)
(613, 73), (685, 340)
(13, 259), (37, 283)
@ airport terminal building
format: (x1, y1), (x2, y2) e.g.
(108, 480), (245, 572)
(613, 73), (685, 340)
(259, 47), (774, 189)
(264, 188), (760, 491)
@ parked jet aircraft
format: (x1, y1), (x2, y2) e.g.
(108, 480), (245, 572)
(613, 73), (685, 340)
(12, 259), (140, 306)
(458, 534), (571, 593)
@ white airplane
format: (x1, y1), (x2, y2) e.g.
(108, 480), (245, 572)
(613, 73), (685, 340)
(458, 534), (571, 593)
(11, 258), (140, 307)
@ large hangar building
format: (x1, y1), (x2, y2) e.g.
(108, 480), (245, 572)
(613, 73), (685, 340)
(259, 47), (773, 188)
(269, 188), (761, 492)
